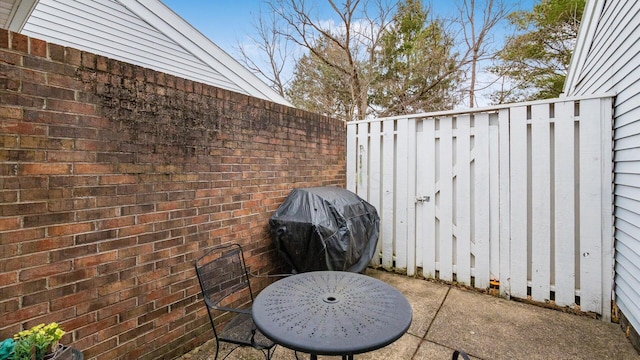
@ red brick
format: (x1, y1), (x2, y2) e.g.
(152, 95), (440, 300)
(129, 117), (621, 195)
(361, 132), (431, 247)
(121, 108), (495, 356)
(138, 212), (168, 224)
(76, 272), (118, 292)
(99, 174), (136, 185)
(21, 135), (75, 149)
(23, 211), (73, 227)
(97, 277), (136, 296)
(21, 237), (75, 254)
(46, 99), (95, 115)
(0, 299), (19, 314)
(50, 289), (97, 311)
(0, 244), (18, 263)
(139, 249), (170, 265)
(0, 216), (20, 230)
(47, 150), (95, 162)
(96, 55), (109, 71)
(49, 268), (97, 287)
(97, 236), (136, 252)
(75, 229), (117, 244)
(47, 72), (83, 90)
(21, 163), (71, 175)
(0, 271), (17, 287)
(117, 224), (153, 237)
(0, 29), (8, 48)
(74, 163), (114, 174)
(75, 251), (117, 268)
(81, 51), (95, 68)
(19, 261), (73, 281)
(76, 208), (118, 221)
(77, 315), (120, 339)
(48, 222), (94, 236)
(29, 38), (47, 57)
(48, 43), (64, 62)
(0, 228), (46, 245)
(81, 337), (117, 360)
(11, 32), (28, 52)
(64, 47), (81, 66)
(2, 303), (48, 323)
(98, 216), (135, 229)
(50, 244), (98, 262)
(73, 186), (116, 197)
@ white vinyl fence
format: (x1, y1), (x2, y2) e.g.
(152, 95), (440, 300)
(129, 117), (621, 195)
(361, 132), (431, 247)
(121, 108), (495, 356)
(347, 94), (614, 319)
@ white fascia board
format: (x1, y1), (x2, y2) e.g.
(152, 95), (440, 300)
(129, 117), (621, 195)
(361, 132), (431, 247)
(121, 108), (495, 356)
(121, 0), (292, 107)
(563, 0), (605, 96)
(7, 0), (38, 32)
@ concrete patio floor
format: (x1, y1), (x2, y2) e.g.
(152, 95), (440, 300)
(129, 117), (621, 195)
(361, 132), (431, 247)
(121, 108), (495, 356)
(180, 269), (639, 360)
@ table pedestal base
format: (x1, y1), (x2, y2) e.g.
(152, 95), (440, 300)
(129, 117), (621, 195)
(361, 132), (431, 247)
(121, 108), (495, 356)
(309, 354), (353, 360)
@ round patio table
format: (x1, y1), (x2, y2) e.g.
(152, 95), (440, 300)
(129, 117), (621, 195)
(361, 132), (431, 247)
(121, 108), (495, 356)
(252, 271), (412, 360)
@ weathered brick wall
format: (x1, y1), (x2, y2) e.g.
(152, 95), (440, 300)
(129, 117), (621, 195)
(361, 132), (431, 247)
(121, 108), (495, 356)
(0, 29), (346, 359)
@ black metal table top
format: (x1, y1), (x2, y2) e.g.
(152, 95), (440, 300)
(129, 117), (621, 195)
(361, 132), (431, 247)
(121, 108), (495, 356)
(252, 271), (412, 356)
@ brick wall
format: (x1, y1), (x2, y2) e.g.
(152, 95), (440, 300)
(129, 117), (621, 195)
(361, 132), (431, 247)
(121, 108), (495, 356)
(0, 29), (346, 359)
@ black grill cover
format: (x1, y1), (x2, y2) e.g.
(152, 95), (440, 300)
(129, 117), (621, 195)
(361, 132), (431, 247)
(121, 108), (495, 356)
(269, 187), (380, 273)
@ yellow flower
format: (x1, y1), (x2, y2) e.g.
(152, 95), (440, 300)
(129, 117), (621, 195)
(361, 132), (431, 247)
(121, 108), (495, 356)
(12, 322), (66, 360)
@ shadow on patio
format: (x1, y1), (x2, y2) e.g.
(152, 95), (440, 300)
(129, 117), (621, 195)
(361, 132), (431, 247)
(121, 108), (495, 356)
(179, 269), (638, 360)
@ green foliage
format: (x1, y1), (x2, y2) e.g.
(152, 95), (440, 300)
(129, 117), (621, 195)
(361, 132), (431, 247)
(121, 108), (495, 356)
(284, 0), (461, 119)
(371, 0), (461, 116)
(491, 0), (585, 101)
(286, 37), (355, 119)
(12, 323), (65, 360)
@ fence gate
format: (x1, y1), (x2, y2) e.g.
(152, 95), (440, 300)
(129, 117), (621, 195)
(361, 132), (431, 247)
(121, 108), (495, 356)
(347, 95), (614, 319)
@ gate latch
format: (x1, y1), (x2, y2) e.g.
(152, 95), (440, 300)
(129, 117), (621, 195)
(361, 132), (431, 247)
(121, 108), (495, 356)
(415, 196), (430, 203)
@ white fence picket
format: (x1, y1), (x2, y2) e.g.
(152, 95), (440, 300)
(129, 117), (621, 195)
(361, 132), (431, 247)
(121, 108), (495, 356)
(381, 120), (395, 268)
(357, 123), (369, 199)
(474, 113), (491, 289)
(395, 118), (410, 273)
(456, 115), (472, 285)
(438, 117), (454, 282)
(419, 118), (437, 279)
(346, 124), (357, 192)
(510, 105), (529, 299)
(530, 104), (552, 301)
(579, 99), (605, 314)
(406, 119), (417, 276)
(369, 121), (383, 266)
(554, 101), (576, 307)
(498, 108), (511, 298)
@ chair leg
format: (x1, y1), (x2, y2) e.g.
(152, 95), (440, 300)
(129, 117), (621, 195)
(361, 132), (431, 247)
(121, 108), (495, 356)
(263, 346), (276, 360)
(452, 350), (471, 360)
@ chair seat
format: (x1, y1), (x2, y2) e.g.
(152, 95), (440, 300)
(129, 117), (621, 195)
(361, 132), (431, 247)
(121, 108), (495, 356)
(219, 312), (275, 349)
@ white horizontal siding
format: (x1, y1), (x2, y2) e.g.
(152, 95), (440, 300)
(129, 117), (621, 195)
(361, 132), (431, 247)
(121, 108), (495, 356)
(614, 132), (640, 151)
(21, 0), (246, 95)
(615, 161), (640, 175)
(575, 1), (638, 92)
(614, 225), (640, 333)
(567, 0), (640, 334)
(615, 119), (640, 141)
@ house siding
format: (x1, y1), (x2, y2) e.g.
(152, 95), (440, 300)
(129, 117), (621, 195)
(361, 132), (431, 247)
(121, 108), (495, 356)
(568, 0), (640, 347)
(20, 0), (247, 95)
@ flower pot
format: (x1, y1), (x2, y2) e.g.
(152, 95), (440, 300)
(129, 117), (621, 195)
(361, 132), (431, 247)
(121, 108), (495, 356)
(42, 346), (82, 360)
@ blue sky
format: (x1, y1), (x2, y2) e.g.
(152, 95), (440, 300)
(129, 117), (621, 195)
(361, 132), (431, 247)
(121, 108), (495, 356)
(161, 0), (536, 56)
(160, 0), (536, 105)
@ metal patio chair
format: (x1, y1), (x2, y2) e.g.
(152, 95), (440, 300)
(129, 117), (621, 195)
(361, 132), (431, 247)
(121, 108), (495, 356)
(195, 243), (276, 360)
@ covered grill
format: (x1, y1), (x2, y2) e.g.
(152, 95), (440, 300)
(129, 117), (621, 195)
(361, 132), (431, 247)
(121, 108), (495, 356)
(269, 187), (380, 273)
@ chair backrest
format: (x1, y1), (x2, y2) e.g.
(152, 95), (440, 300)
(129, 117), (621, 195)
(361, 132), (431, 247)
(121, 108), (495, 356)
(195, 243), (254, 310)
